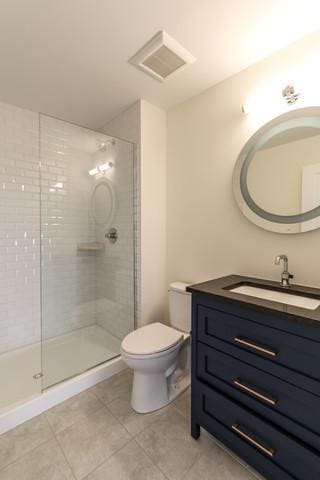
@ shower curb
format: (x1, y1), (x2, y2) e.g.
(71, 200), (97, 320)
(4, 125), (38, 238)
(0, 356), (125, 434)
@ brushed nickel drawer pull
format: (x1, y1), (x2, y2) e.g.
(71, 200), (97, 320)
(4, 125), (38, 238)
(234, 337), (277, 357)
(232, 424), (276, 458)
(233, 378), (277, 406)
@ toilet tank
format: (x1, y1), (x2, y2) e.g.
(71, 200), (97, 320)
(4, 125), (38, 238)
(169, 282), (191, 332)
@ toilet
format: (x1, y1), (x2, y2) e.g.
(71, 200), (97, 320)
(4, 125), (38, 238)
(121, 282), (191, 413)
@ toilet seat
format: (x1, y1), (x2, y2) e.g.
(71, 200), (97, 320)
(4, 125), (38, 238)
(121, 322), (183, 356)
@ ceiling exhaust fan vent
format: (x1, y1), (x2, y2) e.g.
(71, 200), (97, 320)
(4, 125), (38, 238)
(129, 31), (196, 82)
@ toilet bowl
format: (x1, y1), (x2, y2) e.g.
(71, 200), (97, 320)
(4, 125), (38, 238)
(121, 282), (191, 413)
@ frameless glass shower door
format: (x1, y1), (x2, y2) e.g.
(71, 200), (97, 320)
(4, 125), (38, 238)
(40, 115), (135, 389)
(0, 103), (42, 411)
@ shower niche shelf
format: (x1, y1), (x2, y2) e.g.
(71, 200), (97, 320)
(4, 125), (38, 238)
(77, 242), (104, 252)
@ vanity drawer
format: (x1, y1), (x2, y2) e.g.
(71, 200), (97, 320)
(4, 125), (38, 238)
(194, 383), (320, 480)
(197, 305), (320, 382)
(197, 342), (320, 448)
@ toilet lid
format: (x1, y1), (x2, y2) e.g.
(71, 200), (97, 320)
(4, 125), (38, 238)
(121, 322), (183, 355)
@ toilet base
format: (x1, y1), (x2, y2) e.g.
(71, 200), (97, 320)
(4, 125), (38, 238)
(131, 369), (190, 414)
(168, 370), (190, 403)
(131, 371), (168, 413)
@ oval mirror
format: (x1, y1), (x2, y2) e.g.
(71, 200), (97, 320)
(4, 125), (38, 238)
(90, 178), (116, 227)
(233, 107), (320, 233)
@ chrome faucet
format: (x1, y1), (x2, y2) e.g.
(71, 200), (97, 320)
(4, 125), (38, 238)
(274, 254), (293, 288)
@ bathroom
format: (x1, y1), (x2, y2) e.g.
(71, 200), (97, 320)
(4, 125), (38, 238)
(0, 1), (320, 479)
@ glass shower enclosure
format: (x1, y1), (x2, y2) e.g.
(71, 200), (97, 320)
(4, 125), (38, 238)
(0, 103), (135, 412)
(40, 115), (135, 389)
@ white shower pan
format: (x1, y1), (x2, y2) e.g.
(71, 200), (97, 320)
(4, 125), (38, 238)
(0, 326), (125, 434)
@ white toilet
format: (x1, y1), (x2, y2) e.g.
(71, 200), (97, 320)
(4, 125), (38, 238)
(121, 282), (191, 413)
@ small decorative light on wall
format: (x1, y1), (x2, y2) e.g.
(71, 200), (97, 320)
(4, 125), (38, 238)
(89, 162), (114, 176)
(242, 83), (301, 116)
(282, 84), (300, 105)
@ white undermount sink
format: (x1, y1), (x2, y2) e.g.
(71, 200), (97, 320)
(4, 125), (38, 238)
(230, 285), (320, 310)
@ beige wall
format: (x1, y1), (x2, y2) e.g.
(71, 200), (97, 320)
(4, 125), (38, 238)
(140, 100), (167, 324)
(167, 30), (320, 289)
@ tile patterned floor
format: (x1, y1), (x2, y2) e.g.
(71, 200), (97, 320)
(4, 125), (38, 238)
(0, 370), (261, 480)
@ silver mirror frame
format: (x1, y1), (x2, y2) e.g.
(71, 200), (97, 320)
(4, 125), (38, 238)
(233, 107), (320, 234)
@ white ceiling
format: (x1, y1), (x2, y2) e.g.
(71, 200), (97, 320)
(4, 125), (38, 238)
(0, 0), (319, 129)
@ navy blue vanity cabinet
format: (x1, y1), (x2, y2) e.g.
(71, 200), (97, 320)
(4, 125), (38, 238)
(189, 286), (320, 480)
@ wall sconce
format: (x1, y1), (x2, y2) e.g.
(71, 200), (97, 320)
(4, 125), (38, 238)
(242, 83), (301, 115)
(282, 84), (300, 104)
(89, 162), (114, 176)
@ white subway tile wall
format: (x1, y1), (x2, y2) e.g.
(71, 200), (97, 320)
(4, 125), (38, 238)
(134, 144), (141, 327)
(0, 102), (40, 354)
(95, 139), (135, 339)
(40, 115), (99, 339)
(40, 115), (135, 342)
(0, 101), (136, 361)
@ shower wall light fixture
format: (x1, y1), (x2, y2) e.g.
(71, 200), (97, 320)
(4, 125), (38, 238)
(98, 138), (116, 151)
(89, 162), (114, 176)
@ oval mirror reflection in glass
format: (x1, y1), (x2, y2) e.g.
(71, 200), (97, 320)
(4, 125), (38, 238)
(90, 178), (116, 227)
(233, 107), (320, 233)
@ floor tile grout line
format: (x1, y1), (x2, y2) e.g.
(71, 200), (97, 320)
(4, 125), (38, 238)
(62, 389), (173, 479)
(81, 437), (138, 480)
(0, 434), (54, 473)
(89, 382), (132, 406)
(129, 438), (172, 480)
(171, 403), (189, 420)
(182, 450), (205, 479)
(208, 436), (264, 480)
(168, 403), (191, 422)
(44, 411), (78, 479)
(1, 373), (191, 479)
(104, 403), (177, 440)
(49, 402), (134, 480)
(191, 429), (263, 480)
(100, 399), (135, 435)
(0, 413), (56, 473)
(80, 436), (133, 480)
(130, 438), (172, 480)
(136, 432), (201, 480)
(1, 375), (257, 480)
(96, 393), (131, 409)
(44, 400), (107, 436)
(133, 403), (203, 480)
(53, 431), (80, 479)
(88, 388), (100, 400)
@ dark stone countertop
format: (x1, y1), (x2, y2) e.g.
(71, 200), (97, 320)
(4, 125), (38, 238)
(187, 274), (320, 326)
